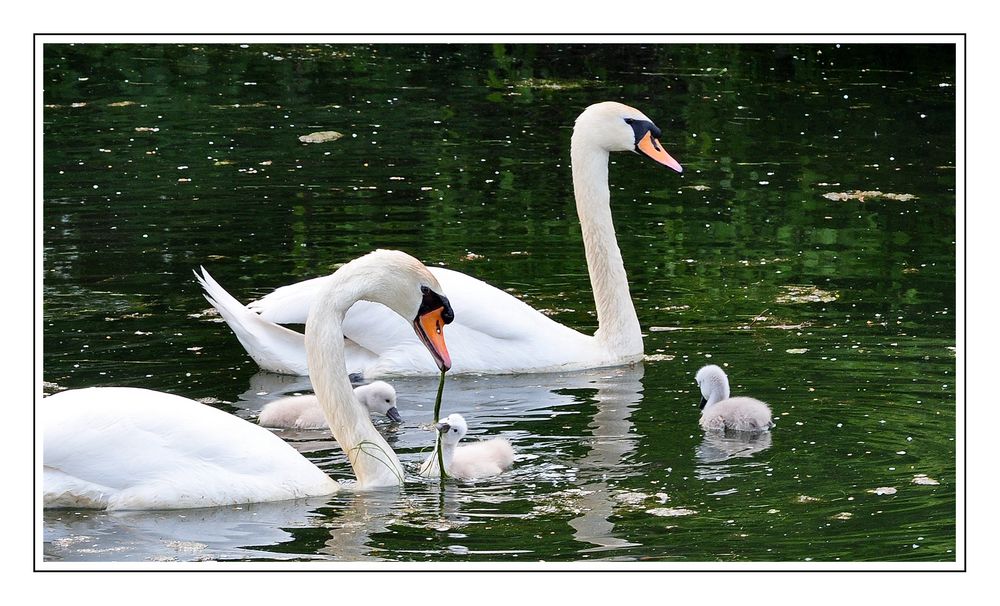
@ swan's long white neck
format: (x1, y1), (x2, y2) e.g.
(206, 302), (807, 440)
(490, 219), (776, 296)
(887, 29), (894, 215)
(306, 274), (405, 488)
(571, 135), (643, 357)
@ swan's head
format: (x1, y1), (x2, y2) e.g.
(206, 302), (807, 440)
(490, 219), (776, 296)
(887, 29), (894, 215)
(573, 101), (682, 173)
(341, 249), (454, 371)
(435, 413), (468, 446)
(356, 380), (401, 422)
(695, 364), (730, 409)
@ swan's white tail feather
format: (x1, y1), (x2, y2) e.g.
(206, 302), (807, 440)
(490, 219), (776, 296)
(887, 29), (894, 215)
(194, 267), (310, 375)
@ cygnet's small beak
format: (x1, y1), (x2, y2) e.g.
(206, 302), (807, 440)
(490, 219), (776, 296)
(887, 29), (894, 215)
(386, 407), (402, 423)
(435, 422), (451, 433)
(699, 396), (708, 411)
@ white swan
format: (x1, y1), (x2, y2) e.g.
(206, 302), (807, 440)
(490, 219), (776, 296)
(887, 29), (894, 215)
(258, 381), (400, 429)
(695, 365), (774, 432)
(43, 249), (454, 510)
(197, 101), (683, 377)
(418, 413), (514, 480)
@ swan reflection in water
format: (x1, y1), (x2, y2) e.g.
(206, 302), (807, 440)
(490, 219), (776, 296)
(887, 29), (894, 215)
(563, 364), (645, 554)
(44, 497), (332, 562)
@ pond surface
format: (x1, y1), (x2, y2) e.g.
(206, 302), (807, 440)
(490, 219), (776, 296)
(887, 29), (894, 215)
(40, 41), (957, 565)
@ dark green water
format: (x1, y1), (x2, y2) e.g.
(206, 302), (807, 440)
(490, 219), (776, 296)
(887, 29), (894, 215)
(41, 42), (957, 564)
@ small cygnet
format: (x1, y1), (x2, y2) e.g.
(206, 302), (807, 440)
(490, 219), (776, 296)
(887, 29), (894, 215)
(258, 381), (400, 429)
(419, 413), (514, 480)
(695, 365), (774, 432)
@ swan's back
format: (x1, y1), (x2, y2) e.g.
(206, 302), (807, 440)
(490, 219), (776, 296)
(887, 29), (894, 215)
(257, 394), (326, 429)
(450, 438), (515, 479)
(43, 387), (338, 510)
(247, 266), (603, 376)
(699, 396), (774, 432)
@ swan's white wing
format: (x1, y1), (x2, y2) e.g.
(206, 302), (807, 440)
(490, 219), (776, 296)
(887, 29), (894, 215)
(337, 267), (597, 376)
(249, 274), (332, 324)
(246, 266), (585, 341)
(43, 387), (338, 510)
(431, 267), (587, 341)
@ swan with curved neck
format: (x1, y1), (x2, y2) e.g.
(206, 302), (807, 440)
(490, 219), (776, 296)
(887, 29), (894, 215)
(302, 250), (453, 485)
(43, 250), (453, 510)
(695, 364), (774, 433)
(198, 101), (683, 377)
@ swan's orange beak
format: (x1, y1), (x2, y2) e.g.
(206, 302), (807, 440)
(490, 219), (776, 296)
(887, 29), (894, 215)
(637, 131), (683, 173)
(414, 307), (452, 372)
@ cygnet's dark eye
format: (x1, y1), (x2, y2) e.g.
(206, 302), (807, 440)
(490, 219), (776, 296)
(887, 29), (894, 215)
(385, 398), (391, 403)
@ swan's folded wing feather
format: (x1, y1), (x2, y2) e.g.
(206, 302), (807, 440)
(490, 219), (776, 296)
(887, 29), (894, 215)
(430, 267), (582, 342)
(249, 274), (334, 324)
(248, 266), (585, 344)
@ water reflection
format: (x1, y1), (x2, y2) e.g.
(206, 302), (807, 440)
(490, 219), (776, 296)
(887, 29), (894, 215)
(43, 497), (332, 562)
(694, 430), (773, 482)
(40, 42), (957, 563)
(567, 364), (645, 553)
(319, 489), (399, 561)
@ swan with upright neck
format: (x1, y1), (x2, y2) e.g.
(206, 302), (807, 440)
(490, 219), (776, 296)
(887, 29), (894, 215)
(43, 250), (454, 510)
(197, 102), (683, 377)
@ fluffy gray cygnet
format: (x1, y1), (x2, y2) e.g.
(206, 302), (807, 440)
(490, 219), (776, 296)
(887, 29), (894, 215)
(695, 365), (774, 432)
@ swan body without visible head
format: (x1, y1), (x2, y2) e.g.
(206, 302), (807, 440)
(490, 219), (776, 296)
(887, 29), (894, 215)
(198, 101), (683, 378)
(419, 413), (515, 480)
(43, 250), (454, 510)
(695, 364), (774, 433)
(258, 381), (400, 429)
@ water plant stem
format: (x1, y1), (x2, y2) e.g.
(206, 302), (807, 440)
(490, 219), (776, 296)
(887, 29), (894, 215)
(434, 369), (448, 481)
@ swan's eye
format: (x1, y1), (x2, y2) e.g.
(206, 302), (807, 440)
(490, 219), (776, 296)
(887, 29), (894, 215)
(385, 398), (391, 403)
(624, 117), (635, 124)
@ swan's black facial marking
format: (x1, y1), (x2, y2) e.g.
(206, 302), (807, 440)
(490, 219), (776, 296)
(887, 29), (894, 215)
(700, 396), (708, 410)
(626, 118), (663, 149)
(419, 285), (454, 324)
